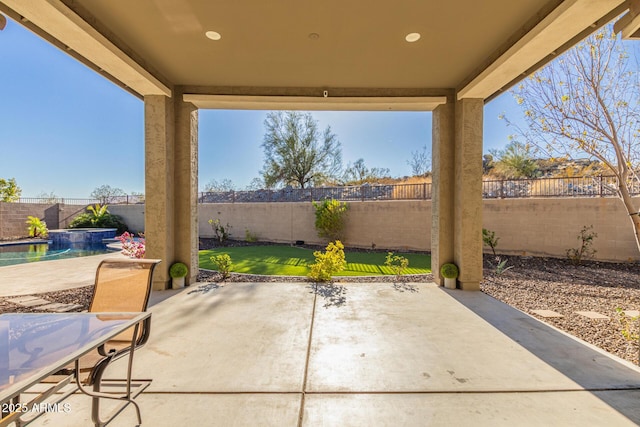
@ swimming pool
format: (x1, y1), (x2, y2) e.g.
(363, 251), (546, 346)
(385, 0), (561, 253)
(0, 241), (116, 267)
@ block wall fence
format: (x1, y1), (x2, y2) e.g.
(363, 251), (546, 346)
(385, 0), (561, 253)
(0, 203), (87, 240)
(3, 198), (639, 262)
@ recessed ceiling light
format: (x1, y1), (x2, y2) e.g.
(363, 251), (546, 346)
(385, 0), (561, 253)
(405, 32), (421, 42)
(205, 31), (222, 41)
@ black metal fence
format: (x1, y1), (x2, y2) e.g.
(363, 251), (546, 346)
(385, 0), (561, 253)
(16, 195), (144, 205)
(198, 183), (431, 203)
(14, 175), (640, 205)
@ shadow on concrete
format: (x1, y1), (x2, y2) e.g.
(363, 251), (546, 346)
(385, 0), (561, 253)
(448, 289), (640, 424)
(309, 282), (347, 308)
(187, 282), (221, 295)
(392, 282), (419, 293)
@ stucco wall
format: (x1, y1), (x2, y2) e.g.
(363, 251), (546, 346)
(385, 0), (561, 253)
(482, 197), (640, 262)
(108, 205), (145, 233)
(198, 201), (430, 251)
(5, 198), (639, 262)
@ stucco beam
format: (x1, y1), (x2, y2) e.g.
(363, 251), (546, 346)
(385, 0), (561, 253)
(614, 0), (640, 39)
(458, 0), (626, 100)
(183, 94), (447, 112)
(0, 0), (170, 97)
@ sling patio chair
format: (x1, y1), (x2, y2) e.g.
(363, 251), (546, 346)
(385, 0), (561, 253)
(74, 258), (161, 427)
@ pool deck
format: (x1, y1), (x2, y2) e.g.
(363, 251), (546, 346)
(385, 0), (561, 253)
(0, 252), (126, 297)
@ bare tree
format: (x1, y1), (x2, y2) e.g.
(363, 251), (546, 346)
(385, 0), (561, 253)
(261, 111), (342, 188)
(505, 26), (640, 253)
(407, 145), (431, 176)
(90, 185), (125, 204)
(342, 158), (391, 185)
(202, 178), (235, 193)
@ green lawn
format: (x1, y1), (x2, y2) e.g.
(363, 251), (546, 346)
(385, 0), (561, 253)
(199, 245), (431, 276)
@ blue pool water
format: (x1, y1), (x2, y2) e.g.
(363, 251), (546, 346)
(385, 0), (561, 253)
(0, 241), (115, 267)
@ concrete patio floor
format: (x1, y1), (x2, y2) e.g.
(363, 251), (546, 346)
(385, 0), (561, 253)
(26, 280), (640, 426)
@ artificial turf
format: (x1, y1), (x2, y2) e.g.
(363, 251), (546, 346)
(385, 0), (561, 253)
(199, 245), (431, 276)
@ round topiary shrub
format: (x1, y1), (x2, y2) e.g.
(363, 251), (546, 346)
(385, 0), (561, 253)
(440, 263), (459, 279)
(169, 262), (188, 278)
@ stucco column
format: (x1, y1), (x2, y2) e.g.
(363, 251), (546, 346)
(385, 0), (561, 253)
(173, 92), (199, 285)
(144, 95), (175, 290)
(431, 102), (455, 285)
(144, 93), (199, 289)
(454, 98), (484, 290)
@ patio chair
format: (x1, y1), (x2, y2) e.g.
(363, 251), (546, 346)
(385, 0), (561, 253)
(75, 258), (161, 427)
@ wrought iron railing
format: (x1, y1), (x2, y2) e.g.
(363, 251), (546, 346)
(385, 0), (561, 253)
(13, 175), (640, 205)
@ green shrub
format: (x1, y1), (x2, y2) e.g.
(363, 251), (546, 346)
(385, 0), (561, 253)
(169, 262), (188, 278)
(26, 216), (48, 238)
(566, 225), (597, 265)
(308, 240), (347, 282)
(482, 228), (499, 256)
(210, 254), (233, 279)
(68, 204), (128, 234)
(313, 199), (348, 242)
(245, 228), (258, 243)
(208, 219), (232, 244)
(385, 252), (409, 279)
(440, 263), (459, 279)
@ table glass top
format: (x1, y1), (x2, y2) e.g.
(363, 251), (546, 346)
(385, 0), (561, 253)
(0, 312), (147, 397)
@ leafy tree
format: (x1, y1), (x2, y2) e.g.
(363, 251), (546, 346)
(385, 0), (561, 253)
(261, 111), (342, 188)
(342, 158), (391, 185)
(202, 178), (235, 193)
(505, 26), (640, 253)
(0, 178), (21, 202)
(489, 141), (538, 179)
(482, 154), (496, 175)
(407, 145), (431, 176)
(90, 185), (125, 204)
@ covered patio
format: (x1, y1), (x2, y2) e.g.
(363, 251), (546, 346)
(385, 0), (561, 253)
(25, 281), (640, 426)
(3, 1), (640, 425)
(0, 0), (633, 290)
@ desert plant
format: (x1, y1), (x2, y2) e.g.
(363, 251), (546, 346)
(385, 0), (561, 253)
(245, 228), (258, 243)
(566, 225), (598, 265)
(482, 228), (499, 257)
(209, 219), (232, 244)
(440, 263), (459, 279)
(483, 228), (501, 256)
(210, 254), (233, 279)
(615, 307), (639, 364)
(87, 203), (108, 225)
(169, 262), (188, 278)
(25, 216), (48, 238)
(308, 240), (347, 282)
(385, 252), (409, 280)
(494, 257), (514, 275)
(313, 199), (348, 242)
(68, 205), (128, 234)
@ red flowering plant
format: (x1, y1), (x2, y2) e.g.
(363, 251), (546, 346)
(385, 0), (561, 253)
(116, 231), (145, 259)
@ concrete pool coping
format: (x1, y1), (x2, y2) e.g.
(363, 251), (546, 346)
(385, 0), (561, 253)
(0, 252), (128, 297)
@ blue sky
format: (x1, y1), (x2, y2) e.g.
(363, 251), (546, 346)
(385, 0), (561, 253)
(0, 17), (521, 198)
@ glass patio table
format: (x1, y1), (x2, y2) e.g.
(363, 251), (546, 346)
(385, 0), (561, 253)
(0, 312), (151, 426)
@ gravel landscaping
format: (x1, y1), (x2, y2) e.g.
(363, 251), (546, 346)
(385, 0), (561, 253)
(1, 244), (639, 365)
